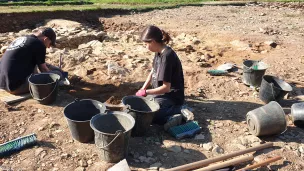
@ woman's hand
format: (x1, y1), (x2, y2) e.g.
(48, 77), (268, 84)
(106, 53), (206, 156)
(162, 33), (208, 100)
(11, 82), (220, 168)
(136, 89), (147, 97)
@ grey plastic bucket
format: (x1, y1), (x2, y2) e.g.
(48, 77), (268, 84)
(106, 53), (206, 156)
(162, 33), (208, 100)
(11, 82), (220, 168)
(259, 75), (292, 104)
(64, 99), (106, 143)
(246, 101), (287, 136)
(242, 60), (268, 87)
(28, 73), (60, 105)
(122, 96), (160, 136)
(90, 112), (135, 163)
(291, 102), (304, 128)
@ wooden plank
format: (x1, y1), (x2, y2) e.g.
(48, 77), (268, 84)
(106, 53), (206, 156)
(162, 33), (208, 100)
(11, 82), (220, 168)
(0, 89), (31, 104)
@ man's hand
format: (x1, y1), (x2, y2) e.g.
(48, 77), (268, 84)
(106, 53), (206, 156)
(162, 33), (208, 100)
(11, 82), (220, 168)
(136, 89), (147, 97)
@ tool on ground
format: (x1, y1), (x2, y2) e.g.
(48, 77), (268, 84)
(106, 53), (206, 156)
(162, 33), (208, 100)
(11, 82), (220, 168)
(59, 53), (63, 69)
(181, 108), (195, 122)
(207, 70), (228, 76)
(107, 159), (131, 171)
(0, 134), (37, 157)
(194, 155), (254, 171)
(216, 63), (237, 71)
(236, 156), (282, 171)
(168, 121), (201, 139)
(164, 142), (273, 171)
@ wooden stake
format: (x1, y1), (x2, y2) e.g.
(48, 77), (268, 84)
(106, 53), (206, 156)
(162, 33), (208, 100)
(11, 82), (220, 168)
(194, 155), (254, 171)
(236, 156), (282, 171)
(164, 142), (273, 171)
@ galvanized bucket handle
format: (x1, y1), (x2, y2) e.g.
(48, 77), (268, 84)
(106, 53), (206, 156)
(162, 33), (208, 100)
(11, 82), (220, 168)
(123, 104), (131, 113)
(29, 79), (59, 102)
(96, 130), (123, 150)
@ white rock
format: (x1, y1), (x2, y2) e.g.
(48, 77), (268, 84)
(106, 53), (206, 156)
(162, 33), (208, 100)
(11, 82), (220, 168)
(78, 159), (88, 167)
(299, 146), (304, 154)
(167, 145), (182, 153)
(203, 142), (213, 151)
(150, 162), (162, 168)
(87, 159), (93, 165)
(212, 145), (224, 154)
(74, 167), (85, 171)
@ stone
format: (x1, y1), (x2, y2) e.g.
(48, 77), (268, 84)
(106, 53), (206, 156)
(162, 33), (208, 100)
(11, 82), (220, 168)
(87, 159), (93, 165)
(163, 153), (168, 157)
(212, 145), (224, 154)
(150, 162), (162, 168)
(78, 159), (88, 167)
(74, 167), (85, 171)
(147, 151), (153, 157)
(184, 149), (190, 154)
(60, 153), (69, 159)
(0, 46), (8, 54)
(203, 142), (213, 151)
(50, 122), (60, 128)
(264, 41), (277, 48)
(39, 151), (47, 159)
(167, 145), (182, 153)
(245, 135), (261, 144)
(139, 156), (147, 162)
(19, 128), (26, 134)
(195, 134), (205, 140)
(94, 31), (107, 39)
(260, 13), (266, 16)
(299, 146), (304, 154)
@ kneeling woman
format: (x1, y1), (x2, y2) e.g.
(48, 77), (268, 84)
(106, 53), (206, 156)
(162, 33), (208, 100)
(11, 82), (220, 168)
(135, 25), (185, 129)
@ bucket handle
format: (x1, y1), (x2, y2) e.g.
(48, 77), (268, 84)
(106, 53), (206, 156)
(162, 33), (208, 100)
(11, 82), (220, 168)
(29, 79), (59, 102)
(123, 104), (131, 113)
(270, 83), (277, 100)
(96, 130), (123, 149)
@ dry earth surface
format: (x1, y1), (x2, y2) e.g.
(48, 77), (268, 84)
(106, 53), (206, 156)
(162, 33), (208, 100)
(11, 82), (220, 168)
(1, 2), (304, 171)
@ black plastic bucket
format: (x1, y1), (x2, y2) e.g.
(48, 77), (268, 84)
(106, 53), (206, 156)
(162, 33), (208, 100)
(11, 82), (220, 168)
(259, 75), (292, 103)
(291, 102), (304, 128)
(90, 112), (135, 163)
(28, 73), (60, 105)
(122, 96), (160, 136)
(242, 60), (268, 87)
(246, 101), (287, 136)
(64, 99), (106, 143)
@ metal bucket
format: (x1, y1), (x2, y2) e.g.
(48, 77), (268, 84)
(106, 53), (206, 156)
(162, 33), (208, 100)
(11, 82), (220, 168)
(259, 75), (292, 103)
(122, 96), (160, 136)
(246, 101), (287, 136)
(64, 99), (106, 143)
(90, 112), (135, 163)
(242, 60), (268, 87)
(291, 102), (304, 128)
(28, 73), (60, 105)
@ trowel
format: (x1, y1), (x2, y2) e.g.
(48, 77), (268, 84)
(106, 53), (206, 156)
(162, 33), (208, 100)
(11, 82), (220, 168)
(59, 52), (70, 86)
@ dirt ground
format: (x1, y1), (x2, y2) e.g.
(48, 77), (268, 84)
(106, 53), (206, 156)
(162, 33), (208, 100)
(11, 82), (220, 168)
(1, 2), (304, 171)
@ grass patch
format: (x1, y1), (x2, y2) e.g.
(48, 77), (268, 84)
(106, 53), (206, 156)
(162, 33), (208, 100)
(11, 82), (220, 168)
(0, 1), (92, 6)
(91, 0), (206, 4)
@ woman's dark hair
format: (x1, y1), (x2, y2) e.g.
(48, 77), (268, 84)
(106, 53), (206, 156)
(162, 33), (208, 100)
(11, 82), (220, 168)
(141, 25), (171, 44)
